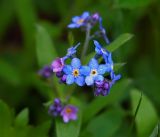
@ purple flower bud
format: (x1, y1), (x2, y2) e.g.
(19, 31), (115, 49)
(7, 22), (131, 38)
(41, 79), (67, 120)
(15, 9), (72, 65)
(48, 98), (63, 117)
(92, 13), (100, 21)
(94, 80), (111, 96)
(38, 65), (53, 78)
(56, 72), (63, 78)
(51, 58), (64, 73)
(60, 105), (78, 123)
(60, 75), (67, 83)
(95, 81), (104, 88)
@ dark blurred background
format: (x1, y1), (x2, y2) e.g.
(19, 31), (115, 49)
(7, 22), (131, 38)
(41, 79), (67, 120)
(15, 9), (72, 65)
(0, 0), (160, 125)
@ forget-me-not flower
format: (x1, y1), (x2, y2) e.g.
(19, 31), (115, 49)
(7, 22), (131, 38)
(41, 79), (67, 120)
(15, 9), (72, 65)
(65, 43), (80, 58)
(60, 105), (78, 123)
(63, 58), (85, 86)
(94, 40), (113, 71)
(68, 12), (90, 28)
(84, 58), (110, 86)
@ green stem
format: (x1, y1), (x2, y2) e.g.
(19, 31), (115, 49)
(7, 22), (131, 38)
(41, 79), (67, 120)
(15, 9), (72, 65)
(128, 92), (142, 136)
(81, 23), (91, 61)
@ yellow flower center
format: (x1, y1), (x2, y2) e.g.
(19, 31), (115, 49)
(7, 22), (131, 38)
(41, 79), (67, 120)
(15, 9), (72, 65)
(66, 108), (72, 114)
(72, 69), (79, 77)
(77, 19), (84, 24)
(90, 69), (97, 76)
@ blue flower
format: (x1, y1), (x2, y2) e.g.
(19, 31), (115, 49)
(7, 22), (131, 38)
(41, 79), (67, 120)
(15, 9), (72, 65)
(94, 40), (113, 71)
(63, 58), (85, 86)
(68, 12), (90, 28)
(110, 71), (121, 86)
(65, 43), (80, 59)
(94, 40), (109, 56)
(84, 58), (110, 86)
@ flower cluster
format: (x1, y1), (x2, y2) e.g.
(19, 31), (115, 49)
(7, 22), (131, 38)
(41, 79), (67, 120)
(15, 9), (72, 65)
(39, 11), (122, 123)
(48, 98), (78, 123)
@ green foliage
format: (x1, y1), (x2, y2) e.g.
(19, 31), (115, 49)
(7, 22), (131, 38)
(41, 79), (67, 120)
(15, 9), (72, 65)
(107, 33), (134, 52)
(56, 112), (82, 137)
(0, 100), (12, 137)
(83, 109), (124, 137)
(149, 123), (160, 137)
(0, 60), (21, 85)
(14, 108), (29, 127)
(83, 79), (131, 124)
(36, 25), (58, 67)
(0, 100), (51, 137)
(117, 0), (152, 9)
(131, 89), (159, 137)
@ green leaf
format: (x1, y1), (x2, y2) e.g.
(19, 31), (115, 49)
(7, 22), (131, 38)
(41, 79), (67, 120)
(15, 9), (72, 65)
(107, 33), (133, 52)
(84, 109), (124, 137)
(15, 108), (29, 127)
(0, 100), (12, 136)
(56, 112), (82, 137)
(14, 0), (36, 51)
(131, 89), (159, 137)
(36, 25), (58, 67)
(114, 63), (126, 71)
(117, 0), (152, 9)
(83, 79), (131, 124)
(0, 60), (21, 85)
(149, 123), (160, 137)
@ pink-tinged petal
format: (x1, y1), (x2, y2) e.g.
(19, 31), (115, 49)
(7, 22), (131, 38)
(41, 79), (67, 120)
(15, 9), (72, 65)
(70, 114), (77, 120)
(63, 115), (69, 123)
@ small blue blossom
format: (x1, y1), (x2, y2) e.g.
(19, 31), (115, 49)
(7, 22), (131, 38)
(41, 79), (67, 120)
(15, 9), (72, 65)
(65, 43), (80, 59)
(63, 58), (85, 86)
(110, 71), (121, 86)
(84, 58), (110, 86)
(94, 40), (113, 71)
(68, 12), (90, 28)
(94, 40), (109, 56)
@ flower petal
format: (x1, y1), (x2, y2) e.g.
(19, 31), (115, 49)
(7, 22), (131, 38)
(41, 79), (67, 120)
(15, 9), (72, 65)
(95, 75), (104, 82)
(95, 47), (101, 54)
(71, 58), (81, 68)
(80, 66), (90, 76)
(98, 64), (110, 74)
(81, 12), (89, 18)
(63, 115), (69, 123)
(94, 40), (101, 49)
(68, 23), (78, 28)
(63, 65), (72, 74)
(72, 16), (80, 22)
(66, 75), (74, 85)
(75, 76), (85, 86)
(89, 58), (98, 69)
(70, 114), (77, 120)
(85, 76), (94, 86)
